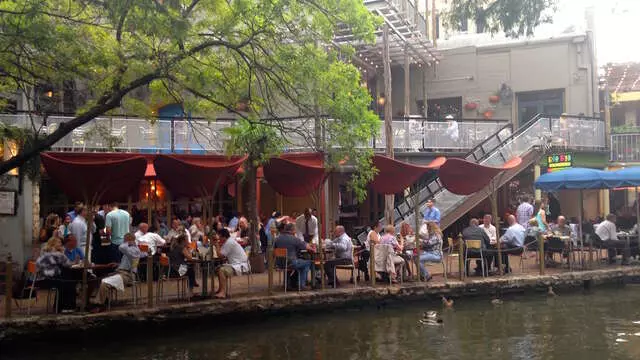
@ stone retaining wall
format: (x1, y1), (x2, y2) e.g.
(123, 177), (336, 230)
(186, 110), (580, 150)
(2, 267), (639, 343)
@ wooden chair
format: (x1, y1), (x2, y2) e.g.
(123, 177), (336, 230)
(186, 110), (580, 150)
(444, 237), (459, 278)
(332, 247), (357, 288)
(464, 240), (486, 278)
(156, 254), (189, 303)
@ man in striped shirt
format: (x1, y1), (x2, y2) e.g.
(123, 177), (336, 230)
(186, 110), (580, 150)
(516, 196), (534, 228)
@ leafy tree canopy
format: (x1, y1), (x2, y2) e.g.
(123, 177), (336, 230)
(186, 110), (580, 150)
(445, 0), (557, 38)
(0, 0), (380, 199)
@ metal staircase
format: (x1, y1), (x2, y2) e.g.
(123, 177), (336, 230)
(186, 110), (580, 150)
(357, 114), (606, 242)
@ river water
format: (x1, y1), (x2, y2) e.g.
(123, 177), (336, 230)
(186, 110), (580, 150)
(6, 286), (640, 360)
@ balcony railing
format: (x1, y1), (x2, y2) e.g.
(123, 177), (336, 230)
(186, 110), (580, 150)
(0, 113), (561, 153)
(611, 133), (640, 163)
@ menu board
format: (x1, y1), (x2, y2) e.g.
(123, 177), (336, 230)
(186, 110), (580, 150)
(0, 191), (16, 215)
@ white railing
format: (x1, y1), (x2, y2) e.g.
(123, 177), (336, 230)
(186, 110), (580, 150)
(611, 133), (640, 163)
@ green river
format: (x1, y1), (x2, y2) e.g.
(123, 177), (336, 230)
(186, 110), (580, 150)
(6, 285), (640, 360)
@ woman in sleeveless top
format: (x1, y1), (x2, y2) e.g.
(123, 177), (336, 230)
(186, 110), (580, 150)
(534, 199), (549, 233)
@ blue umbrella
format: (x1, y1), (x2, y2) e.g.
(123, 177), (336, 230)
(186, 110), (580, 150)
(611, 167), (640, 187)
(534, 168), (618, 191)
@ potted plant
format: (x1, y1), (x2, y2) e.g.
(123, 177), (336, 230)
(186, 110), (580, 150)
(464, 102), (478, 111)
(489, 94), (500, 104)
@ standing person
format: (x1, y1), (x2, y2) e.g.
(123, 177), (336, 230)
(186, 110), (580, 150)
(534, 199), (549, 233)
(228, 212), (239, 231)
(67, 202), (83, 222)
(499, 215), (525, 274)
(423, 199), (441, 226)
(547, 192), (561, 223)
(295, 208), (319, 245)
(69, 206), (91, 258)
(417, 221), (443, 281)
(516, 196), (534, 228)
(105, 202), (131, 263)
(91, 207), (108, 264)
(215, 229), (249, 298)
(444, 115), (459, 142)
(274, 223), (314, 290)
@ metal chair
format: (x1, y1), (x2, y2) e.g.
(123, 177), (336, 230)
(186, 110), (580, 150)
(156, 254), (189, 303)
(224, 261), (251, 298)
(273, 248), (301, 292)
(332, 247), (357, 288)
(464, 240), (486, 278)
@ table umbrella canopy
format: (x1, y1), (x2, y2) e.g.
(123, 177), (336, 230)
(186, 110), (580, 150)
(534, 167), (620, 191)
(153, 154), (247, 198)
(611, 167), (640, 187)
(41, 152), (148, 203)
(263, 152), (325, 197)
(439, 157), (523, 195)
(369, 155), (446, 194)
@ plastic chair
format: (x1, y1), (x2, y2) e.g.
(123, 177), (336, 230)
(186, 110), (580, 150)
(156, 254), (189, 303)
(332, 247), (357, 288)
(464, 240), (486, 278)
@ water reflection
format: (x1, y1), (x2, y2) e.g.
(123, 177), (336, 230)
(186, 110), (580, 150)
(6, 287), (640, 360)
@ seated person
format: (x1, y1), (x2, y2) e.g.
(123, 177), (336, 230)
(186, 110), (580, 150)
(189, 217), (205, 245)
(417, 221), (443, 282)
(235, 217), (250, 247)
(97, 233), (142, 308)
(499, 215), (525, 273)
(525, 218), (542, 239)
(323, 225), (353, 286)
(36, 237), (75, 312)
(552, 216), (572, 237)
(380, 225), (407, 281)
(274, 223), (314, 289)
(595, 213), (629, 264)
(215, 229), (250, 298)
(461, 218), (491, 275)
(168, 234), (198, 294)
(63, 234), (84, 264)
(135, 222), (167, 255)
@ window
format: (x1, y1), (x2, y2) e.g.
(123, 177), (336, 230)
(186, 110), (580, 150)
(517, 89), (565, 127)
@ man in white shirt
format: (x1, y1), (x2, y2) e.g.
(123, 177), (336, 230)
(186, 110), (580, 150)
(215, 228), (249, 299)
(595, 214), (628, 264)
(134, 222), (166, 255)
(69, 206), (91, 258)
(295, 208), (319, 245)
(482, 214), (497, 245)
(444, 115), (459, 142)
(323, 225), (353, 286)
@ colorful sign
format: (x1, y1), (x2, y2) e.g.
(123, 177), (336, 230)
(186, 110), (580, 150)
(546, 153), (572, 172)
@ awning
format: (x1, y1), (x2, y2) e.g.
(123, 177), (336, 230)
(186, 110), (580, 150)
(41, 152), (147, 203)
(263, 152), (325, 197)
(439, 157), (523, 195)
(534, 167), (620, 191)
(369, 155), (446, 194)
(611, 167), (640, 187)
(153, 154), (246, 198)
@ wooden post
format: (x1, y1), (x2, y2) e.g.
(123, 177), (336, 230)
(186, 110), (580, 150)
(383, 23), (394, 226)
(267, 247), (274, 295)
(457, 233), (464, 280)
(491, 190), (502, 275)
(4, 253), (12, 318)
(538, 232), (545, 275)
(146, 252), (153, 307)
(80, 205), (94, 312)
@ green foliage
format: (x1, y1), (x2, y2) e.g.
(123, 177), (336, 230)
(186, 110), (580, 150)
(445, 0), (557, 38)
(0, 0), (381, 200)
(224, 119), (285, 166)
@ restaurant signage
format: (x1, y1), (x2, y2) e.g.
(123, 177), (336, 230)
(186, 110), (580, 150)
(546, 153), (573, 173)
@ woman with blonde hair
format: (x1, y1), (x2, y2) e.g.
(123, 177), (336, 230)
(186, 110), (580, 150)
(417, 221), (443, 281)
(398, 222), (415, 278)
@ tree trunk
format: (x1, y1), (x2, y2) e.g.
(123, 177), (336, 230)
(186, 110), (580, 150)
(245, 161), (264, 272)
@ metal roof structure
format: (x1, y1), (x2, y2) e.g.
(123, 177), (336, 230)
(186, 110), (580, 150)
(334, 0), (441, 71)
(602, 62), (640, 93)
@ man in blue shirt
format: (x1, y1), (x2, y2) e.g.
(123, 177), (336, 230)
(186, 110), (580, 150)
(105, 202), (131, 263)
(63, 234), (84, 263)
(66, 201), (83, 222)
(423, 199), (441, 225)
(499, 215), (525, 273)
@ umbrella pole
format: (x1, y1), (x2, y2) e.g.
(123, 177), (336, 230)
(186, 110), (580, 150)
(80, 200), (94, 312)
(413, 189), (421, 282)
